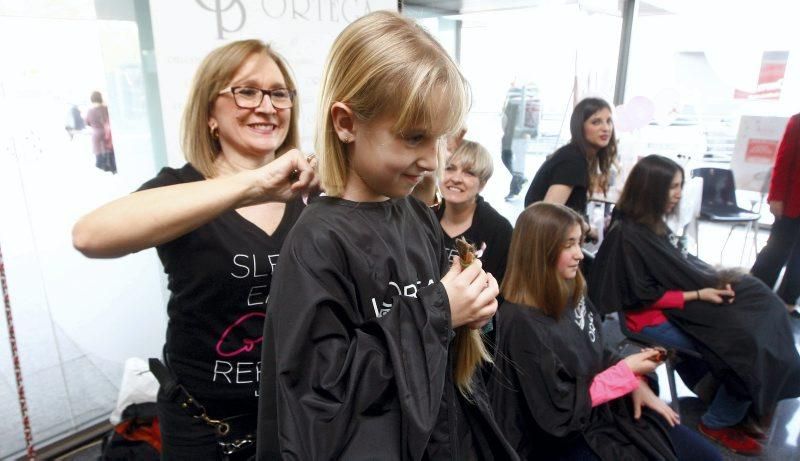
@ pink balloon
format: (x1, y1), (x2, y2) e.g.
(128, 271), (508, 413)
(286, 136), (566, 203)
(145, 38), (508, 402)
(625, 96), (655, 130)
(614, 104), (635, 132)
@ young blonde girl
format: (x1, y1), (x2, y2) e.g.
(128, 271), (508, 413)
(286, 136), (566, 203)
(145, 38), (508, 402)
(256, 10), (514, 460)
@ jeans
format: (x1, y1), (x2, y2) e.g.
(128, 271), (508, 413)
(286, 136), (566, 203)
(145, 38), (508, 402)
(641, 321), (751, 428)
(501, 149), (526, 195)
(752, 215), (800, 305)
(560, 425), (721, 461)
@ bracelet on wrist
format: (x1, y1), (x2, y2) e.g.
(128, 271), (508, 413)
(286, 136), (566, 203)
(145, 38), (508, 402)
(696, 289), (700, 301)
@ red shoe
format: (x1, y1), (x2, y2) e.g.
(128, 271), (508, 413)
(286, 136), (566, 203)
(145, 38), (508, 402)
(698, 422), (763, 456)
(736, 421), (768, 440)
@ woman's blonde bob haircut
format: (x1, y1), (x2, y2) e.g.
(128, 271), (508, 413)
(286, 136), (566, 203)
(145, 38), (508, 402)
(502, 203), (586, 318)
(317, 10), (470, 197)
(447, 140), (494, 185)
(182, 39), (300, 178)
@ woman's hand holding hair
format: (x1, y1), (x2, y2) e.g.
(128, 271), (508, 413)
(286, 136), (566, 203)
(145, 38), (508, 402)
(622, 349), (663, 375)
(240, 148), (319, 205)
(631, 379), (680, 427)
(442, 257), (499, 329)
(697, 284), (735, 304)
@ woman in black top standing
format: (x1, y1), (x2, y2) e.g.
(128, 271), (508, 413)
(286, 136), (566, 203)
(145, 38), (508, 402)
(524, 97), (617, 218)
(72, 40), (317, 459)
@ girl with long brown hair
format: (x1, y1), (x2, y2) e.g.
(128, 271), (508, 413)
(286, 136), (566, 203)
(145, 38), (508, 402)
(590, 155), (800, 456)
(490, 203), (720, 461)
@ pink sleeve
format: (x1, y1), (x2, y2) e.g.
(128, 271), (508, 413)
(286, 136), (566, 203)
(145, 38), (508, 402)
(589, 361), (640, 407)
(650, 290), (685, 310)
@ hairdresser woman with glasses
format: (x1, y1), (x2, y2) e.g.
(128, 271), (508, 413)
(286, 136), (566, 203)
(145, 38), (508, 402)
(72, 40), (317, 459)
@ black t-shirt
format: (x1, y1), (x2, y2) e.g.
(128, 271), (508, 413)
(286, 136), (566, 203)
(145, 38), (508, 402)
(524, 143), (589, 215)
(436, 195), (513, 286)
(138, 163), (304, 405)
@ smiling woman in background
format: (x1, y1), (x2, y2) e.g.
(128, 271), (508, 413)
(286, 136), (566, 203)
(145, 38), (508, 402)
(437, 140), (513, 286)
(72, 40), (316, 459)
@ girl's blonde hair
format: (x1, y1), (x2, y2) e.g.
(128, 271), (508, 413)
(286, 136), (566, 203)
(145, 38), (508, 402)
(447, 140), (494, 185)
(502, 203), (586, 318)
(182, 39), (300, 178)
(317, 10), (470, 198)
(317, 11), (485, 396)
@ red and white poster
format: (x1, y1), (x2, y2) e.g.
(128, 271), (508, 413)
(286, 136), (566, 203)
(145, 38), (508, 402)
(731, 116), (789, 192)
(744, 138), (779, 163)
(734, 50), (789, 101)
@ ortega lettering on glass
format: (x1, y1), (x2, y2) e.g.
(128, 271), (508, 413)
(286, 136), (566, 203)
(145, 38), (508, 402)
(196, 0), (378, 39)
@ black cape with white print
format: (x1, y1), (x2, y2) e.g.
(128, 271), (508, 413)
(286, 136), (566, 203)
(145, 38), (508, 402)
(589, 211), (800, 416)
(257, 196), (517, 460)
(490, 297), (677, 461)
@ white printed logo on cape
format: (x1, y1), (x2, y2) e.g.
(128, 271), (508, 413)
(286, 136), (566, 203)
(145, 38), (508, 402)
(573, 296), (597, 343)
(371, 279), (435, 318)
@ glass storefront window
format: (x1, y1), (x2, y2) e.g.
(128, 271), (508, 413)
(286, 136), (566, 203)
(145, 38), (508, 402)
(0, 3), (167, 457)
(622, 0), (799, 170)
(407, 1), (624, 222)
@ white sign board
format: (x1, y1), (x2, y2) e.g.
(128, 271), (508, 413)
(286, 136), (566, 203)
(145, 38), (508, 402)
(731, 115), (789, 192)
(149, 0), (396, 165)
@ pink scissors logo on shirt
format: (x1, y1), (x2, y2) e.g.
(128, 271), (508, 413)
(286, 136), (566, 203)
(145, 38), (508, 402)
(215, 312), (265, 358)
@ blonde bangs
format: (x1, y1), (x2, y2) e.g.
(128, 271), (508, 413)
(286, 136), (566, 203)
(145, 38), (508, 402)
(391, 60), (470, 139)
(317, 10), (470, 197)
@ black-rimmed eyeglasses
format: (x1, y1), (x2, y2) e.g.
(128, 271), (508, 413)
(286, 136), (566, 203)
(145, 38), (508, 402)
(218, 86), (296, 109)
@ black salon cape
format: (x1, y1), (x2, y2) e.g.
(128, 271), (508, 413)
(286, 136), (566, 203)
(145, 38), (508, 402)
(490, 299), (677, 461)
(256, 196), (516, 461)
(588, 215), (800, 416)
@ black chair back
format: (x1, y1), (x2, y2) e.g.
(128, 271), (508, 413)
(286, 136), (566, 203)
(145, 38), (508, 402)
(692, 167), (737, 209)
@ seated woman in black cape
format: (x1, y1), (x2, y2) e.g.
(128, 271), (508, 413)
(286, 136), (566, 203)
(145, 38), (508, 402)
(490, 202), (721, 461)
(589, 154), (800, 456)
